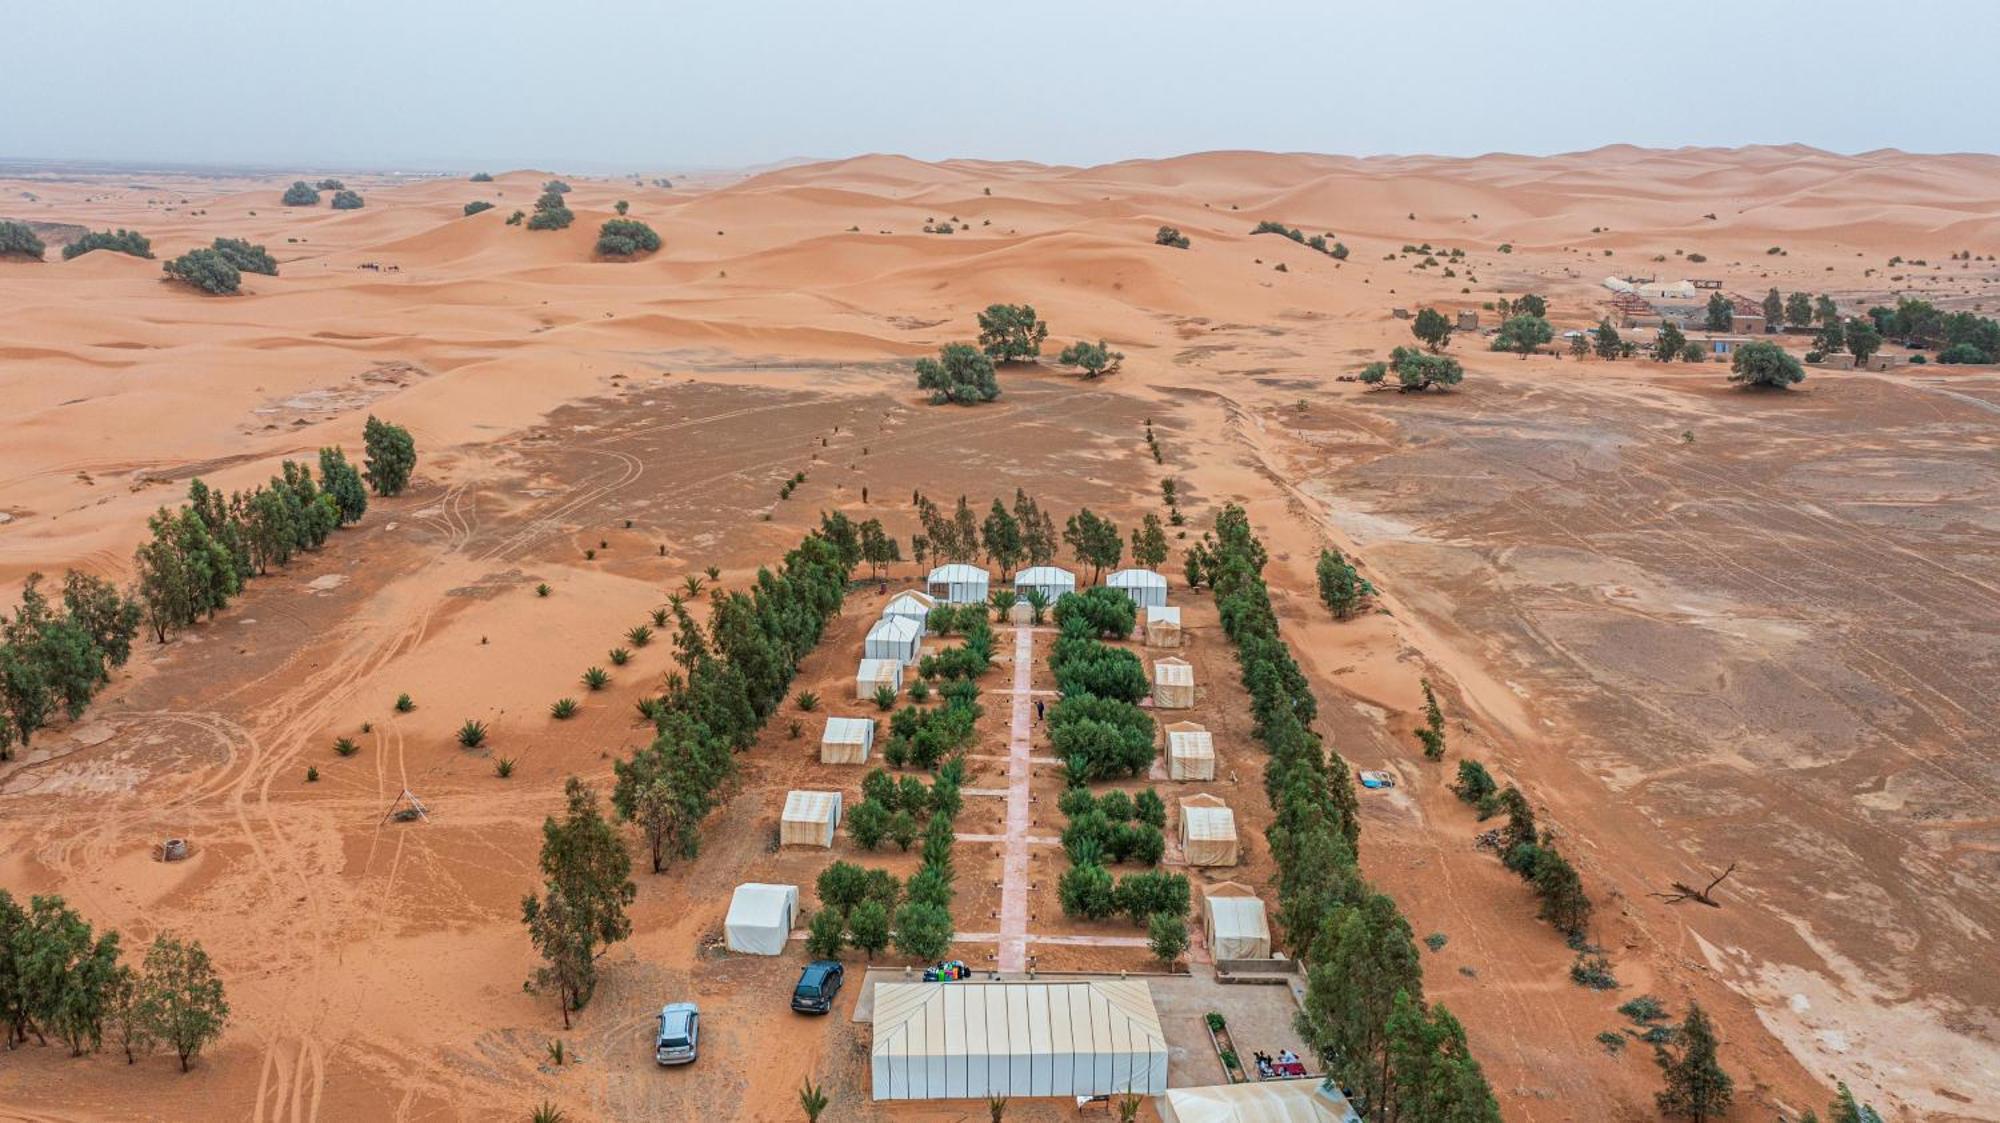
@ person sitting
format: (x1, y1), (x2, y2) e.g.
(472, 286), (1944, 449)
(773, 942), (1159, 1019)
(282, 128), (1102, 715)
(1278, 1048), (1299, 1066)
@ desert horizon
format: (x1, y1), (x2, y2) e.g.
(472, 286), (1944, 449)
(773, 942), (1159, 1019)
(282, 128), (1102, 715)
(4, 66), (1999, 1123)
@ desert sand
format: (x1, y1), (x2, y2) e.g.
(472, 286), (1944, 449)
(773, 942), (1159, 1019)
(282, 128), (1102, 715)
(2, 145), (1998, 1121)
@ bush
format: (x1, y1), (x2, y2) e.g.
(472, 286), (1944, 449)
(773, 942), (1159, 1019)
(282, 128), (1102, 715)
(161, 248), (241, 294)
(1148, 913), (1188, 964)
(528, 189), (574, 231)
(1570, 953), (1618, 990)
(544, 179), (572, 194)
(1048, 694), (1154, 779)
(464, 200), (495, 216)
(816, 861), (870, 913)
(506, 210), (525, 226)
(846, 800), (888, 849)
(1058, 862), (1116, 920)
(1049, 634), (1148, 701)
(62, 228), (152, 260)
(1939, 342), (1991, 364)
(550, 698), (578, 719)
(1155, 225), (1190, 249)
(1051, 587), (1136, 639)
(848, 898), (891, 958)
(0, 220), (46, 259)
(330, 190), (365, 210)
(892, 901), (953, 959)
(470, 172), (494, 182)
(456, 719), (488, 748)
(915, 343), (1000, 405)
(595, 218), (661, 258)
(805, 909), (845, 958)
(1134, 788), (1166, 828)
(211, 237), (278, 276)
(282, 181), (320, 206)
(1114, 869), (1189, 925)
(1057, 339), (1124, 379)
(1451, 760), (1496, 805)
(1729, 341), (1806, 389)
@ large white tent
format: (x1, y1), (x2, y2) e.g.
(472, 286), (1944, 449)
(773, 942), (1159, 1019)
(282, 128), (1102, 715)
(1202, 882), (1272, 960)
(871, 980), (1169, 1101)
(1153, 657), (1195, 709)
(857, 658), (903, 701)
(781, 790), (842, 848)
(724, 883), (798, 955)
(1166, 721), (1216, 781)
(865, 615), (925, 664)
(926, 563), (991, 606)
(1107, 568), (1169, 609)
(821, 716), (875, 764)
(1014, 565), (1077, 603)
(1179, 794), (1239, 867)
(1145, 605), (1182, 648)
(1160, 1080), (1361, 1123)
(882, 589), (938, 632)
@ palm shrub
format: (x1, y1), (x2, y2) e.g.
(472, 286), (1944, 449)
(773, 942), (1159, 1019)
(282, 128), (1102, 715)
(582, 667), (610, 691)
(456, 719), (488, 748)
(333, 736), (359, 757)
(551, 698), (579, 720)
(795, 690), (820, 712)
(395, 693), (415, 712)
(873, 684), (897, 711)
(495, 757), (516, 778)
(625, 625), (653, 648)
(609, 647), (631, 666)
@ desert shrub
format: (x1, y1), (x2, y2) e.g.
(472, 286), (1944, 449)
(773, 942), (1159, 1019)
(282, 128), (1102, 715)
(1155, 225), (1189, 249)
(506, 210), (525, 225)
(161, 248), (241, 294)
(1570, 953), (1617, 990)
(595, 218), (661, 258)
(464, 200), (494, 216)
(1939, 342), (1991, 364)
(282, 181), (320, 206)
(976, 303), (1048, 361)
(456, 719), (488, 748)
(0, 220), (46, 258)
(470, 172), (494, 182)
(1057, 339), (1124, 379)
(1252, 220), (1305, 242)
(62, 228), (152, 260)
(544, 179), (572, 194)
(527, 189), (574, 231)
(550, 698), (578, 719)
(211, 237), (278, 276)
(1452, 760), (1496, 804)
(914, 343), (1000, 405)
(1619, 995), (1667, 1023)
(330, 190), (364, 210)
(1729, 341), (1806, 389)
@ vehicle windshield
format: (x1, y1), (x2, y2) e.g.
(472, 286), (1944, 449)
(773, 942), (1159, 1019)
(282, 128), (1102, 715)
(660, 1034), (689, 1048)
(796, 984), (820, 997)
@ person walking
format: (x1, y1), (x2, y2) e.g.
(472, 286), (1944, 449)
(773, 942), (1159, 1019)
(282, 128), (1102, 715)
(1035, 698), (1045, 722)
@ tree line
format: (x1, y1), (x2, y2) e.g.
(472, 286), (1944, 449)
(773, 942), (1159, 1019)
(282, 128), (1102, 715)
(915, 304), (1135, 404)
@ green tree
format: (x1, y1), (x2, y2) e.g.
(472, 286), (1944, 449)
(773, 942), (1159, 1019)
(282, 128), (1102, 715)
(528, 188), (575, 230)
(1298, 891), (1424, 1117)
(138, 933), (229, 1072)
(1826, 1082), (1885, 1123)
(212, 237), (277, 275)
(1512, 294), (1548, 318)
(1785, 291), (1813, 327)
(1383, 991), (1502, 1122)
(1761, 288), (1783, 327)
(847, 899), (891, 959)
(1681, 340), (1707, 363)
(595, 218), (661, 257)
(316, 447), (368, 524)
(470, 171), (495, 182)
(0, 220), (46, 259)
(1389, 346), (1463, 391)
(1057, 339), (1123, 378)
(464, 200), (495, 216)
(1412, 307), (1454, 352)
(1729, 341), (1806, 389)
(1415, 680), (1446, 760)
(60, 571), (141, 674)
(161, 248), (241, 294)
(1845, 317), (1882, 365)
(1494, 314), (1552, 359)
(915, 343), (1000, 405)
(1814, 294), (1839, 326)
(805, 909), (846, 959)
(1815, 317), (1847, 355)
(1531, 848), (1592, 939)
(1656, 322), (1686, 362)
(975, 304), (1048, 362)
(614, 200), (629, 216)
(980, 500), (1024, 577)
(1062, 509), (1123, 584)
(362, 415), (418, 496)
(62, 229), (153, 260)
(329, 190), (365, 210)
(1058, 862), (1116, 920)
(1146, 912), (1187, 965)
(1316, 548), (1365, 619)
(1655, 1002), (1733, 1122)
(1704, 291), (1733, 331)
(859, 519), (901, 581)
(1154, 225), (1189, 249)
(892, 900), (953, 960)
(281, 181), (320, 206)
(1130, 513), (1169, 570)
(522, 778), (635, 1022)
(1593, 318), (1624, 360)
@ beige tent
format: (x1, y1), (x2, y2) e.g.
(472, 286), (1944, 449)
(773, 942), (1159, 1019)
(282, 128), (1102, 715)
(865, 615), (925, 665)
(871, 980), (1169, 1100)
(1145, 605), (1182, 648)
(1179, 794), (1239, 867)
(1160, 1080), (1361, 1123)
(1153, 657), (1194, 709)
(1202, 883), (1272, 960)
(821, 716), (875, 764)
(882, 589), (937, 632)
(857, 658), (903, 700)
(781, 790), (842, 848)
(1166, 721), (1215, 781)
(724, 883), (798, 956)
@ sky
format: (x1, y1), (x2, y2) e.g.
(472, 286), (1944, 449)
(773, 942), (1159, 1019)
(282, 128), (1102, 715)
(4, 0), (1998, 172)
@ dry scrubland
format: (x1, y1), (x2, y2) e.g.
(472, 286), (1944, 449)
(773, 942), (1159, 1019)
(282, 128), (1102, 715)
(1, 146), (1998, 1121)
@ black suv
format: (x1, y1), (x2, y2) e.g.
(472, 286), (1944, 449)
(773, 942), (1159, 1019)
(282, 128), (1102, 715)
(791, 960), (844, 1014)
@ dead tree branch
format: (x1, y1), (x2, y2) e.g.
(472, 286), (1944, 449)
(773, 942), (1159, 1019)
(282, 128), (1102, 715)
(1650, 862), (1736, 908)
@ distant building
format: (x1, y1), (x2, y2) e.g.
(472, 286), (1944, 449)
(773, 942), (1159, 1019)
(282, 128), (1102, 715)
(1456, 309), (1479, 331)
(1726, 294), (1769, 335)
(1696, 334), (1757, 359)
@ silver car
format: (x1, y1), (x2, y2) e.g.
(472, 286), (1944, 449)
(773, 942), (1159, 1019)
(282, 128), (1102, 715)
(655, 1002), (699, 1066)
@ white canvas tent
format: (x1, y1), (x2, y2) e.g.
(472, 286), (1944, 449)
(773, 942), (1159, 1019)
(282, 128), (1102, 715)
(1179, 794), (1239, 867)
(1202, 883), (1272, 960)
(781, 790), (842, 848)
(871, 980), (1169, 1101)
(724, 883), (798, 955)
(927, 563), (991, 606)
(1166, 721), (1216, 781)
(1145, 605), (1182, 648)
(1014, 565), (1077, 603)
(1108, 568), (1169, 609)
(1160, 1080), (1361, 1123)
(857, 658), (903, 701)
(821, 716), (876, 764)
(1153, 657), (1195, 709)
(882, 589), (937, 632)
(865, 615), (925, 665)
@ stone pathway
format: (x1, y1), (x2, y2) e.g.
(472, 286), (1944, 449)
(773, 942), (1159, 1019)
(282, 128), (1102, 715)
(996, 622), (1035, 972)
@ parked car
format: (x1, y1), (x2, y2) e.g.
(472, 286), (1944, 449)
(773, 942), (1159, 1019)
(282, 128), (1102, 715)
(655, 1002), (699, 1065)
(791, 960), (844, 1014)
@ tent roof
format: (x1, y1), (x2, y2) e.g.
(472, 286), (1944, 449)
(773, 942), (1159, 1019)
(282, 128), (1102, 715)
(1168, 727), (1214, 756)
(1109, 568), (1168, 589)
(858, 658), (902, 679)
(1146, 605), (1182, 624)
(823, 716), (875, 743)
(783, 790), (841, 824)
(1183, 796), (1237, 839)
(1162, 1080), (1360, 1123)
(884, 589), (937, 610)
(928, 563), (990, 582)
(868, 616), (922, 642)
(1016, 565), (1076, 583)
(726, 883), (798, 924)
(1204, 894), (1270, 940)
(1155, 658), (1194, 686)
(872, 978), (1166, 1071)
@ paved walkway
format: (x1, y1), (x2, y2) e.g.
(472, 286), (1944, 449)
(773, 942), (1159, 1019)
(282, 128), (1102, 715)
(996, 622), (1035, 972)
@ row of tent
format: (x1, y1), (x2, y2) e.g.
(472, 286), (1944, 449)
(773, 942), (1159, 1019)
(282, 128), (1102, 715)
(817, 714), (1215, 773)
(923, 564), (1171, 609)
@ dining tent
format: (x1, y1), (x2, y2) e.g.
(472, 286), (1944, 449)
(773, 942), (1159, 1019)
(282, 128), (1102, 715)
(1159, 1080), (1361, 1123)
(865, 615), (925, 665)
(1107, 568), (1169, 609)
(926, 563), (991, 606)
(882, 589), (938, 632)
(1201, 883), (1272, 960)
(1144, 605), (1182, 648)
(821, 716), (876, 764)
(857, 658), (903, 701)
(781, 790), (843, 848)
(724, 883), (798, 955)
(1153, 657), (1195, 709)
(870, 980), (1169, 1101)
(1014, 565), (1077, 604)
(1165, 721), (1216, 781)
(1179, 794), (1239, 867)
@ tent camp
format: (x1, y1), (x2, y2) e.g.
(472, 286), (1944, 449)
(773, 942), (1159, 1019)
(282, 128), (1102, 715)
(1108, 568), (1169, 609)
(1145, 605), (1182, 648)
(821, 716), (876, 764)
(724, 883), (798, 955)
(1179, 794), (1239, 867)
(882, 589), (937, 632)
(927, 563), (991, 606)
(1159, 1080), (1361, 1123)
(857, 658), (903, 700)
(871, 980), (1169, 1101)
(1153, 657), (1195, 709)
(865, 615), (925, 665)
(1165, 721), (1216, 781)
(1014, 565), (1077, 603)
(1202, 883), (1272, 960)
(781, 790), (842, 848)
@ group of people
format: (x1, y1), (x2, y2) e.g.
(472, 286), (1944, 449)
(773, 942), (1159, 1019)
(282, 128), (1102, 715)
(1252, 1049), (1303, 1079)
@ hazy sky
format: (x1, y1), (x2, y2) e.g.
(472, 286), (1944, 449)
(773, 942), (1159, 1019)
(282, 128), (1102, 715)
(5, 0), (1997, 172)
